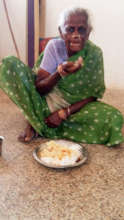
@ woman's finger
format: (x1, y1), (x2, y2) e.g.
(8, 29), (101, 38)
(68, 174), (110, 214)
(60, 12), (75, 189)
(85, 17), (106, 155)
(66, 64), (82, 72)
(62, 61), (74, 69)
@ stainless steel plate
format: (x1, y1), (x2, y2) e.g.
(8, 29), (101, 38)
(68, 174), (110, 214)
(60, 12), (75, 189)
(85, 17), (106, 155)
(33, 140), (88, 169)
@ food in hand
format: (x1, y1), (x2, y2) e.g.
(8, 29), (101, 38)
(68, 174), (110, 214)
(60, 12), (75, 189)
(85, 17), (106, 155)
(74, 56), (83, 67)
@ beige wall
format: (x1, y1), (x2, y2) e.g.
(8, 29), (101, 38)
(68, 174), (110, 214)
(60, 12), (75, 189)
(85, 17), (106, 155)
(40, 0), (124, 89)
(0, 0), (27, 64)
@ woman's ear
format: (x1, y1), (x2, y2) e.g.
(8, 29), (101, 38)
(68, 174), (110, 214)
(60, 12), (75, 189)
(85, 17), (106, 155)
(86, 26), (92, 40)
(58, 27), (64, 39)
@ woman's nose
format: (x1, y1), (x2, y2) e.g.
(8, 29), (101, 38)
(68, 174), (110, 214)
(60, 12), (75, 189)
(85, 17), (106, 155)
(72, 28), (81, 39)
(72, 33), (81, 39)
(74, 28), (79, 35)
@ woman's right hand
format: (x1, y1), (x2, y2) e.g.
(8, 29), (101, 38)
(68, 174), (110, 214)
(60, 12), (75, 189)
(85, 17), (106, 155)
(57, 56), (83, 77)
(45, 108), (68, 128)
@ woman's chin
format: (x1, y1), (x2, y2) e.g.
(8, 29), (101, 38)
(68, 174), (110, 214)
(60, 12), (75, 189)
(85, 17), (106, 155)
(69, 44), (84, 53)
(69, 48), (81, 55)
(70, 46), (81, 51)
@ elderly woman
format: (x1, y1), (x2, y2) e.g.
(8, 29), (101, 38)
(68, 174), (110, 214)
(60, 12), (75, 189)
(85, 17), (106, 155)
(0, 7), (123, 146)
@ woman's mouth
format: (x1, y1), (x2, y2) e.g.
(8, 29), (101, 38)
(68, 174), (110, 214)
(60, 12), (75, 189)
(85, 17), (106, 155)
(70, 42), (81, 51)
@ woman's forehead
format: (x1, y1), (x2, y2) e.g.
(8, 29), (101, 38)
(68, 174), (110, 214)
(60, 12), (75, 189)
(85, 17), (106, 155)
(64, 14), (87, 26)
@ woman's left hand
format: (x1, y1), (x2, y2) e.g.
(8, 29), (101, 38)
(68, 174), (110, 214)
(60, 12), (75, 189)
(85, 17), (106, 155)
(45, 109), (68, 128)
(57, 56), (83, 77)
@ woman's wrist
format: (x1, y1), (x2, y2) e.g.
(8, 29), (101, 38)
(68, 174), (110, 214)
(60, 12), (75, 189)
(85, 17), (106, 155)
(67, 107), (71, 116)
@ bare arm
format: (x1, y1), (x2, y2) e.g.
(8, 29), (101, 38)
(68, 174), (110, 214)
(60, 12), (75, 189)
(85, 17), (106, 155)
(67, 96), (96, 115)
(35, 57), (83, 95)
(35, 68), (61, 95)
(45, 96), (97, 128)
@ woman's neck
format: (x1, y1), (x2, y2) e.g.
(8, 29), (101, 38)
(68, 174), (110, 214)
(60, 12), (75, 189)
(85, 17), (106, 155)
(67, 50), (78, 57)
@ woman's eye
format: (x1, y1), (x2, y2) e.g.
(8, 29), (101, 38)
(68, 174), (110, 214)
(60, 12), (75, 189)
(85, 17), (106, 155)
(67, 27), (75, 33)
(78, 27), (87, 34)
(65, 26), (87, 34)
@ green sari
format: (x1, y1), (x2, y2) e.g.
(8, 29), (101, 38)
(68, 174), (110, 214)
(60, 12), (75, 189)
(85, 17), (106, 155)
(0, 40), (124, 146)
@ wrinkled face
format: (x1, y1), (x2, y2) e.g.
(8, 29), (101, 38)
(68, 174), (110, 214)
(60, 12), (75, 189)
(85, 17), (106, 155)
(59, 14), (91, 56)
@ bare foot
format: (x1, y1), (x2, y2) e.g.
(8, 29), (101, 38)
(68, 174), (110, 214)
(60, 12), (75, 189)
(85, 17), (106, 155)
(18, 124), (38, 143)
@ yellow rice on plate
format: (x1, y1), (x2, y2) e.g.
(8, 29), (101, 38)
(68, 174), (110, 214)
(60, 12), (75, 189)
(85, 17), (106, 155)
(38, 140), (82, 166)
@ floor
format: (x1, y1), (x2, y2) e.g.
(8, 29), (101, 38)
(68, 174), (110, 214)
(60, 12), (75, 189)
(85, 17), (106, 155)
(0, 88), (124, 220)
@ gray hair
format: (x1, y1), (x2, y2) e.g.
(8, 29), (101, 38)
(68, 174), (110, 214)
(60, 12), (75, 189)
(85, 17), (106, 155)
(58, 6), (92, 31)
